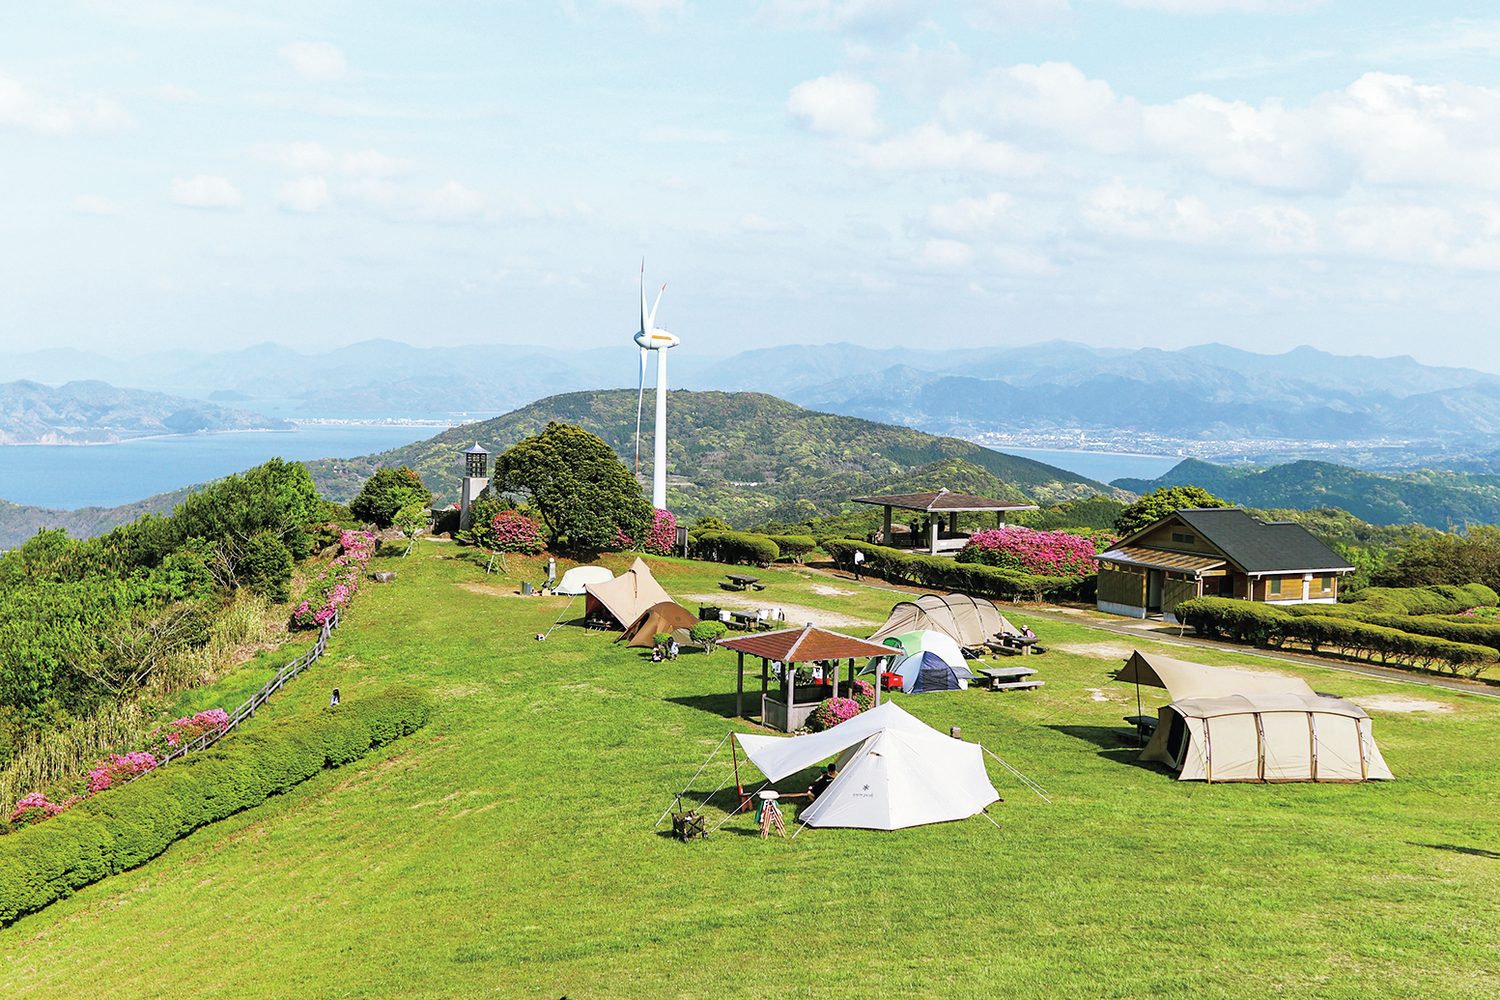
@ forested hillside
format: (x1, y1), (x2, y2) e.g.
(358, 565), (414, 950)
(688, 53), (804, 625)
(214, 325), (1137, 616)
(307, 390), (1126, 526)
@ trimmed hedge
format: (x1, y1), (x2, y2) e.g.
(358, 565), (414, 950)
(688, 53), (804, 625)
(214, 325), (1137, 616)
(767, 534), (817, 564)
(691, 531), (780, 567)
(1344, 583), (1498, 616)
(820, 539), (1078, 601)
(1283, 606), (1500, 656)
(0, 685), (430, 926)
(1176, 597), (1495, 677)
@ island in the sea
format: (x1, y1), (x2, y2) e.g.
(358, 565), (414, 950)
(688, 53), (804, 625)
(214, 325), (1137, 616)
(0, 379), (293, 445)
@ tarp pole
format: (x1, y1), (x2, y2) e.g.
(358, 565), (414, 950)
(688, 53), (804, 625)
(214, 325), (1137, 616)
(736, 651), (744, 720)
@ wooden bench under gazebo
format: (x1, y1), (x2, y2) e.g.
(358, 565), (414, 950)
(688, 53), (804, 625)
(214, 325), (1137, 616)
(852, 488), (1039, 555)
(720, 624), (895, 732)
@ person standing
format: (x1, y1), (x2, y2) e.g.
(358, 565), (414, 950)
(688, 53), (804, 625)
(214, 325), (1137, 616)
(330, 688), (341, 707)
(853, 549), (865, 581)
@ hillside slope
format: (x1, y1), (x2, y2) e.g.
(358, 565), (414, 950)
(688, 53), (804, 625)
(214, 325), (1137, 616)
(1115, 459), (1500, 529)
(0, 380), (291, 444)
(307, 390), (1125, 525)
(0, 491), (190, 550)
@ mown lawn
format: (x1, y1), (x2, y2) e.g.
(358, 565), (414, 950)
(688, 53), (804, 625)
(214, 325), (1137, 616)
(2, 542), (1498, 998)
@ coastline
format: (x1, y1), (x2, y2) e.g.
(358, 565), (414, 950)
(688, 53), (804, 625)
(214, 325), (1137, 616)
(0, 418), (458, 448)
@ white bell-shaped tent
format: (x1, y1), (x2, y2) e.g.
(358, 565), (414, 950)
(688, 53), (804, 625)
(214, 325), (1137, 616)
(735, 702), (999, 830)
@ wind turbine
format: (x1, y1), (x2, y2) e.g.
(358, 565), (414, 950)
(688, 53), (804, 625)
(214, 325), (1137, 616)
(633, 262), (680, 510)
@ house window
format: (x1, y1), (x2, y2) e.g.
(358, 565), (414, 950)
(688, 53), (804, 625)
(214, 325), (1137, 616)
(1269, 578), (1282, 596)
(1320, 575), (1333, 591)
(1171, 532), (1197, 544)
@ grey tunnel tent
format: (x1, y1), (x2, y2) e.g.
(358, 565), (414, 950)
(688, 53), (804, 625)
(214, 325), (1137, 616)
(868, 593), (1017, 650)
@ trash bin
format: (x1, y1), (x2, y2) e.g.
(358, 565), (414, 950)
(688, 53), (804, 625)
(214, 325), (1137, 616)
(521, 581), (534, 596)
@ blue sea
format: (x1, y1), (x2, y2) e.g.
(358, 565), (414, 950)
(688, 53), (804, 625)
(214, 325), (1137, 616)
(991, 447), (1182, 485)
(0, 425), (439, 510)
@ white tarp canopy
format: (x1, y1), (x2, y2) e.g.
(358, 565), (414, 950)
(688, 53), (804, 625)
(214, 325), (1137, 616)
(555, 565), (613, 596)
(1141, 692), (1394, 783)
(1117, 650), (1315, 702)
(734, 702), (1000, 830)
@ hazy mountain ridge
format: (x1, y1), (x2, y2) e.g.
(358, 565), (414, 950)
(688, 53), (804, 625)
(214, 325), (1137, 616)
(0, 380), (292, 445)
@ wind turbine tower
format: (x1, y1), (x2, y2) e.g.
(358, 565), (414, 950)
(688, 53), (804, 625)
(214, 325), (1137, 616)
(633, 262), (680, 510)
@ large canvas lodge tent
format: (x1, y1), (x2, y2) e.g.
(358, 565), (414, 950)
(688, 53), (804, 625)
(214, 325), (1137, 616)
(584, 558), (674, 629)
(1120, 651), (1392, 783)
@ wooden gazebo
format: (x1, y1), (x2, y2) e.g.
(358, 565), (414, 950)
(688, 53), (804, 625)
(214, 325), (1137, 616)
(720, 624), (895, 732)
(852, 488), (1039, 555)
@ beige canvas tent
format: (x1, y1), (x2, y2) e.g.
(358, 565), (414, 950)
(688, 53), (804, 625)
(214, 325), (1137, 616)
(584, 558), (674, 629)
(618, 601), (698, 648)
(1141, 692), (1393, 782)
(1117, 650), (1316, 702)
(869, 593), (1016, 649)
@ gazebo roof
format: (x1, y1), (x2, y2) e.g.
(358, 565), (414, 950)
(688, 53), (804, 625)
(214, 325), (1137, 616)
(851, 488), (1038, 513)
(719, 624), (893, 662)
(463, 442), (489, 455)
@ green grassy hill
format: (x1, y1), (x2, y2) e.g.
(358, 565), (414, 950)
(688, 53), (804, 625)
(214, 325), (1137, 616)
(1116, 458), (1500, 529)
(3, 544), (1499, 995)
(307, 389), (1126, 526)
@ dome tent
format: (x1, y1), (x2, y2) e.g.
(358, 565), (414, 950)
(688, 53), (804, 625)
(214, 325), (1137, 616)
(555, 565), (613, 596)
(868, 593), (1017, 649)
(618, 601), (698, 648)
(879, 630), (973, 692)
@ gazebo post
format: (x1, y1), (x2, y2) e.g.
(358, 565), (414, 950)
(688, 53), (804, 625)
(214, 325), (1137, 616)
(786, 663), (795, 728)
(929, 517), (939, 556)
(831, 660), (839, 701)
(882, 505), (892, 545)
(874, 657), (881, 707)
(736, 650), (745, 719)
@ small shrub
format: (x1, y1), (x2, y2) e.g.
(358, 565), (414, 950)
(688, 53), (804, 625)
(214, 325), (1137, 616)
(808, 697), (861, 732)
(239, 531), (293, 602)
(768, 534), (816, 564)
(689, 620), (728, 650)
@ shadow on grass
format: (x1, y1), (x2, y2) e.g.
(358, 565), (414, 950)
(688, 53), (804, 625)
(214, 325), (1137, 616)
(1414, 842), (1500, 859)
(665, 692), (743, 719)
(1045, 725), (1169, 774)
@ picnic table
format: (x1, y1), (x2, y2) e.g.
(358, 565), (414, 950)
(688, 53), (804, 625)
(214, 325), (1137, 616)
(978, 665), (1044, 692)
(987, 634), (1039, 656)
(725, 574), (765, 592)
(728, 610), (763, 630)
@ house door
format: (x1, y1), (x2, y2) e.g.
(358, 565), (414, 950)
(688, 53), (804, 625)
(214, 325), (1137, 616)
(1146, 570), (1164, 613)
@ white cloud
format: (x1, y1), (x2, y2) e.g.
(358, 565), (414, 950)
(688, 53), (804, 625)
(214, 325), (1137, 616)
(259, 140), (335, 171)
(860, 124), (1042, 174)
(276, 176), (329, 213)
(280, 41), (348, 82)
(71, 194), (119, 216)
(923, 193), (1014, 235)
(760, 0), (927, 36)
(170, 175), (242, 210)
(417, 181), (487, 222)
(0, 76), (132, 135)
(787, 73), (881, 138)
(919, 238), (975, 268)
(740, 212), (805, 235)
(1080, 180), (1318, 253)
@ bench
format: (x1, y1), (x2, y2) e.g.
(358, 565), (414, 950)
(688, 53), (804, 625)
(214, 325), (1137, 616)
(989, 680), (1044, 692)
(1125, 714), (1158, 736)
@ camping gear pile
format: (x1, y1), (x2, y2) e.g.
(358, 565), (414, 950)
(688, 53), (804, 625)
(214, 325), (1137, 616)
(1118, 650), (1394, 783)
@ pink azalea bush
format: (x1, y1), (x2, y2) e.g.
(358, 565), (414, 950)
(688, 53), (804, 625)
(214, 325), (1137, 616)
(292, 527), (376, 629)
(958, 526), (1102, 577)
(808, 696), (861, 732)
(143, 708), (230, 755)
(492, 510), (544, 554)
(642, 509), (677, 556)
(851, 678), (876, 712)
(87, 752), (159, 794)
(9, 791), (77, 827)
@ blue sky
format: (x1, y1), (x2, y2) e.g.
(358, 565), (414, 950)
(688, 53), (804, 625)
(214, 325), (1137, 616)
(3, 1), (1500, 368)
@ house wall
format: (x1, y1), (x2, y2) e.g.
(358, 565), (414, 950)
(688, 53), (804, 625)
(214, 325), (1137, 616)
(1097, 565), (1147, 617)
(1135, 519), (1226, 558)
(1255, 573), (1339, 604)
(1162, 575), (1200, 622)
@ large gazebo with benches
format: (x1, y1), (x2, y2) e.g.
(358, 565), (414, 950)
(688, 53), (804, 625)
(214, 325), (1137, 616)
(720, 624), (895, 732)
(853, 488), (1038, 555)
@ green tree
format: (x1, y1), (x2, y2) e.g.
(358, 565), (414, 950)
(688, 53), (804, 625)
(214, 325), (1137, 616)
(495, 422), (651, 553)
(1113, 485), (1229, 537)
(1373, 525), (1500, 591)
(239, 531), (294, 602)
(393, 504), (427, 558)
(351, 467), (433, 528)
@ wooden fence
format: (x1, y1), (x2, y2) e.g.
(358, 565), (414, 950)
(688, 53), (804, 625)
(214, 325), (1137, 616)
(135, 609), (341, 775)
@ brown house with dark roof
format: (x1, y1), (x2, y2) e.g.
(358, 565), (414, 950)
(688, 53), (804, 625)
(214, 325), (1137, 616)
(1096, 508), (1355, 622)
(852, 488), (1038, 555)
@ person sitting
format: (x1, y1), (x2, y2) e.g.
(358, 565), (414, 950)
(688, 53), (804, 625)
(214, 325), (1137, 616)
(650, 647), (664, 663)
(807, 763), (838, 801)
(1020, 625), (1035, 640)
(668, 638), (679, 660)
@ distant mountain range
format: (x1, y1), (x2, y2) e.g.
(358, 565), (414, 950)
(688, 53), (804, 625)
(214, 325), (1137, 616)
(1114, 459), (1500, 529)
(5, 340), (1500, 468)
(0, 380), (291, 445)
(304, 390), (1124, 527)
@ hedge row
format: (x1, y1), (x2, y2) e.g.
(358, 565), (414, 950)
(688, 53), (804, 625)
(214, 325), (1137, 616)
(1176, 597), (1495, 677)
(766, 534), (817, 564)
(691, 530), (781, 566)
(820, 539), (1079, 601)
(1344, 583), (1498, 616)
(0, 685), (431, 926)
(1282, 604), (1500, 654)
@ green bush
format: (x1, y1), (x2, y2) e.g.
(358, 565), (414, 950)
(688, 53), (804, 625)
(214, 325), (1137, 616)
(692, 531), (780, 567)
(239, 531), (294, 602)
(0, 685), (430, 926)
(1344, 584), (1499, 616)
(768, 535), (817, 564)
(820, 540), (1077, 601)
(689, 620), (728, 650)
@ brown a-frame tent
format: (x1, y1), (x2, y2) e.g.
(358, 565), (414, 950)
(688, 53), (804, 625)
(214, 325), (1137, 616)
(619, 601), (698, 647)
(584, 557), (674, 629)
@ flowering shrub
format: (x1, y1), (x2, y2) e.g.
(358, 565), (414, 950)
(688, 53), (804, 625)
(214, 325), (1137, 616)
(492, 510), (544, 554)
(291, 527), (376, 629)
(642, 509), (677, 556)
(87, 752), (159, 794)
(143, 708), (230, 755)
(808, 696), (861, 732)
(851, 678), (876, 712)
(9, 792), (76, 827)
(958, 526), (1101, 578)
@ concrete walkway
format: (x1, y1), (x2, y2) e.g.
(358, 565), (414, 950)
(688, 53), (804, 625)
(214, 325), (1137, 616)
(804, 564), (1500, 701)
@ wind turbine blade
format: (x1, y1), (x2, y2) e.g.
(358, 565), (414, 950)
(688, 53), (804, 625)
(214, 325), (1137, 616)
(634, 345), (648, 474)
(640, 263), (649, 338)
(647, 282), (666, 332)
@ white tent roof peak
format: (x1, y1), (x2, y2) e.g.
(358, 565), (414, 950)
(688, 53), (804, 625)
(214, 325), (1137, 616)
(734, 702), (930, 782)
